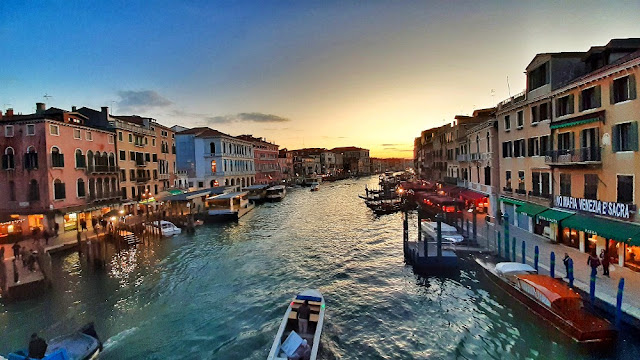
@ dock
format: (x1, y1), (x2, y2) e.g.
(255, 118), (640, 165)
(0, 256), (47, 301)
(403, 211), (459, 272)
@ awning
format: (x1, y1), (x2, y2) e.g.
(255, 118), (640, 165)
(537, 209), (574, 223)
(550, 117), (600, 129)
(516, 203), (548, 216)
(561, 214), (640, 246)
(500, 197), (525, 206)
(459, 189), (487, 201)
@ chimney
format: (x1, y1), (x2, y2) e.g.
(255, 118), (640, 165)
(6, 108), (14, 117)
(71, 106), (77, 112)
(101, 106), (109, 121)
(36, 102), (45, 114)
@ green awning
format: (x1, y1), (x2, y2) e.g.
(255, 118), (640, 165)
(538, 209), (574, 223)
(500, 197), (525, 206)
(561, 214), (640, 246)
(168, 189), (184, 195)
(516, 203), (548, 216)
(550, 117), (600, 129)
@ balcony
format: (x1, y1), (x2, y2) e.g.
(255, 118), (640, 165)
(135, 160), (147, 167)
(545, 147), (602, 166)
(469, 182), (493, 195)
(443, 176), (458, 185)
(158, 173), (170, 180)
(136, 176), (151, 184)
(86, 165), (119, 174)
(456, 154), (469, 162)
(457, 179), (468, 188)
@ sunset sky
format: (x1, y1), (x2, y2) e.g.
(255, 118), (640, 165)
(2, 1), (640, 158)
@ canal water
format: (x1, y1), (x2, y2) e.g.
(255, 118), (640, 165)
(1, 176), (639, 359)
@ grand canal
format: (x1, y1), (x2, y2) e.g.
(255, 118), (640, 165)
(1, 176), (640, 359)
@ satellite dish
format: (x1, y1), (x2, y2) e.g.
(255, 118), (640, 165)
(602, 133), (611, 146)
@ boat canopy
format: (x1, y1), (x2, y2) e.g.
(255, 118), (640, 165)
(495, 262), (536, 276)
(267, 185), (286, 190)
(208, 191), (248, 200)
(516, 274), (581, 306)
(243, 184), (270, 190)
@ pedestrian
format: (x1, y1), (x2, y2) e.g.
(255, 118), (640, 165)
(600, 249), (610, 277)
(91, 217), (98, 230)
(11, 241), (20, 260)
(80, 219), (87, 232)
(28, 333), (47, 359)
(20, 247), (29, 267)
(0, 246), (5, 261)
(43, 230), (50, 245)
(297, 300), (311, 335)
(562, 253), (572, 278)
(587, 250), (600, 276)
(53, 222), (59, 237)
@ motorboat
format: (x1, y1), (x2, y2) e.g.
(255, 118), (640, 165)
(202, 191), (255, 221)
(267, 289), (325, 360)
(7, 322), (102, 360)
(145, 220), (182, 236)
(477, 260), (617, 343)
(310, 183), (319, 192)
(420, 220), (464, 243)
(266, 185), (287, 201)
(243, 184), (270, 203)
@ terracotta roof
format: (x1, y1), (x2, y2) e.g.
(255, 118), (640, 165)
(330, 146), (367, 152)
(178, 126), (232, 138)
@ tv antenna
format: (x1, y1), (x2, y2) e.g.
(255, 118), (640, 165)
(506, 76), (511, 98)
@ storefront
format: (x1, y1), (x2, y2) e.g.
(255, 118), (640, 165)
(514, 202), (547, 232)
(63, 212), (79, 231)
(0, 215), (24, 243)
(499, 197), (524, 226)
(537, 208), (574, 242)
(459, 189), (489, 213)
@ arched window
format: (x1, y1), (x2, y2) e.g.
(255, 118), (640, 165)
(51, 146), (64, 167)
(75, 149), (86, 168)
(28, 179), (39, 201)
(8, 180), (16, 201)
(88, 178), (96, 199)
(111, 177), (117, 195)
(210, 142), (216, 154)
(53, 179), (66, 200)
(96, 178), (103, 198)
(86, 150), (94, 172)
(3, 147), (15, 169)
(77, 178), (86, 197)
(104, 178), (110, 197)
(25, 146), (38, 169)
(108, 153), (116, 170)
(211, 160), (217, 173)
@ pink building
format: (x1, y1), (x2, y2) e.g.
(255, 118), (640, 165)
(0, 104), (118, 241)
(237, 135), (282, 185)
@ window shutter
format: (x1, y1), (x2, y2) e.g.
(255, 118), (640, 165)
(2, 155), (7, 170)
(594, 85), (602, 108)
(578, 91), (583, 112)
(629, 74), (637, 100)
(610, 81), (616, 104)
(528, 138), (534, 157)
(631, 121), (639, 151)
(612, 124), (620, 152)
(568, 94), (575, 114)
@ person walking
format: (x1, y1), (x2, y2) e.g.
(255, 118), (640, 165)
(297, 300), (311, 335)
(80, 219), (87, 232)
(43, 230), (50, 246)
(562, 253), (572, 278)
(11, 242), (21, 260)
(587, 250), (600, 277)
(53, 222), (59, 237)
(600, 249), (610, 277)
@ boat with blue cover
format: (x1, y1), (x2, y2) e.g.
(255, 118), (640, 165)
(6, 323), (102, 360)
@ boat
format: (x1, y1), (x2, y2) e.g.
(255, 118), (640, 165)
(201, 191), (255, 221)
(310, 183), (319, 192)
(7, 322), (102, 360)
(145, 220), (182, 236)
(477, 260), (617, 343)
(303, 175), (322, 187)
(266, 185), (287, 201)
(420, 220), (464, 243)
(267, 289), (325, 360)
(243, 184), (270, 203)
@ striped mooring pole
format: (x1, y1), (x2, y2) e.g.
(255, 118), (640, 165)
(534, 246), (539, 271)
(521, 241), (526, 264)
(550, 251), (555, 278)
(616, 278), (625, 328)
(590, 267), (596, 305)
(568, 258), (574, 288)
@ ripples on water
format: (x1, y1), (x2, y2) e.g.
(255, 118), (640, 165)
(1, 176), (639, 359)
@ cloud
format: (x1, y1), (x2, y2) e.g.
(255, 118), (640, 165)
(117, 90), (172, 111)
(204, 112), (291, 124)
(382, 143), (399, 147)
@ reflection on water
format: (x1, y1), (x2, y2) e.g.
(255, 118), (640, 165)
(1, 176), (639, 359)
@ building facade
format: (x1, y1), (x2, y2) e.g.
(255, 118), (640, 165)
(237, 135), (282, 185)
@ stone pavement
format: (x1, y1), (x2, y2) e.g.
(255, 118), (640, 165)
(0, 228), (100, 262)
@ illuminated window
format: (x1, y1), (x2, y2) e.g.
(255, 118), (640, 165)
(211, 160), (217, 173)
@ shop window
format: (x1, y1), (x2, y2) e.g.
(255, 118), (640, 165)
(77, 178), (86, 197)
(611, 75), (636, 104)
(3, 147), (15, 169)
(51, 147), (65, 167)
(580, 86), (601, 111)
(584, 174), (598, 200)
(617, 175), (634, 204)
(612, 122), (638, 152)
(8, 180), (15, 201)
(53, 179), (66, 200)
(28, 179), (39, 201)
(560, 173), (571, 196)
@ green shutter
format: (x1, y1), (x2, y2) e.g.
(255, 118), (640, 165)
(594, 85), (602, 108)
(631, 121), (639, 151)
(629, 74), (637, 100)
(568, 94), (575, 114)
(612, 124), (620, 152)
(578, 91), (583, 112)
(610, 81), (616, 104)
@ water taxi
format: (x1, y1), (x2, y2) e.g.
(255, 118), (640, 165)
(145, 220), (182, 236)
(266, 185), (287, 201)
(267, 290), (325, 360)
(243, 184), (270, 203)
(477, 260), (617, 343)
(7, 322), (102, 360)
(202, 191), (255, 221)
(310, 183), (319, 192)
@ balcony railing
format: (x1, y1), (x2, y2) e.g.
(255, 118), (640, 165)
(443, 176), (458, 185)
(545, 147), (602, 165)
(457, 179), (468, 188)
(136, 176), (151, 184)
(86, 165), (119, 174)
(456, 154), (469, 162)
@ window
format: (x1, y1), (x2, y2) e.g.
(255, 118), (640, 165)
(580, 86), (601, 111)
(211, 160), (217, 173)
(505, 171), (512, 189)
(617, 175), (634, 204)
(130, 151), (135, 161)
(121, 187), (127, 199)
(50, 124), (59, 136)
(518, 171), (525, 191)
(108, 135), (114, 144)
(584, 174), (598, 200)
(8, 181), (15, 201)
(128, 133), (133, 143)
(556, 94), (574, 117)
(612, 122), (639, 152)
(557, 132), (573, 151)
(484, 166), (491, 186)
(172, 144), (176, 154)
(86, 131), (93, 141)
(527, 137), (540, 157)
(51, 147), (65, 167)
(560, 174), (571, 196)
(77, 178), (86, 197)
(539, 102), (549, 121)
(532, 172), (540, 194)
(153, 170), (158, 180)
(502, 141), (513, 158)
(517, 111), (524, 128)
(152, 138), (156, 147)
(210, 142), (216, 154)
(120, 150), (126, 161)
(504, 115), (511, 131)
(53, 179), (66, 200)
(540, 135), (550, 155)
(118, 131), (123, 141)
(198, 181), (204, 188)
(145, 153), (150, 162)
(24, 146), (38, 169)
(528, 62), (549, 90)
(531, 106), (538, 124)
(121, 169), (126, 182)
(145, 137), (148, 145)
(5, 125), (14, 137)
(542, 173), (550, 196)
(73, 129), (81, 139)
(28, 179), (39, 201)
(130, 169), (136, 180)
(26, 124), (35, 136)
(154, 184), (158, 194)
(75, 149), (86, 168)
(513, 139), (525, 157)
(131, 187), (136, 198)
(611, 75), (636, 104)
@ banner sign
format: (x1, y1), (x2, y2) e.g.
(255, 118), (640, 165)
(555, 196), (630, 219)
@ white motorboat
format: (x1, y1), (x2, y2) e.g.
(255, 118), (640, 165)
(420, 220), (464, 243)
(146, 220), (182, 236)
(266, 185), (287, 201)
(310, 183), (319, 192)
(267, 289), (325, 360)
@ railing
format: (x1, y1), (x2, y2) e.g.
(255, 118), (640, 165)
(529, 190), (552, 199)
(503, 186), (513, 193)
(159, 173), (170, 180)
(457, 179), (468, 188)
(470, 153), (482, 161)
(456, 154), (469, 162)
(86, 165), (119, 174)
(469, 182), (492, 194)
(136, 176), (151, 184)
(544, 147), (602, 165)
(444, 176), (458, 185)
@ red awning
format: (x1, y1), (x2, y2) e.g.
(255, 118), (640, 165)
(459, 189), (487, 201)
(438, 184), (462, 196)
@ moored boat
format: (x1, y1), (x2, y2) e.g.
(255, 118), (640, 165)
(145, 220), (182, 236)
(267, 289), (325, 360)
(266, 185), (287, 201)
(310, 183), (319, 192)
(202, 191), (255, 221)
(7, 322), (102, 360)
(244, 184), (271, 203)
(477, 260), (617, 343)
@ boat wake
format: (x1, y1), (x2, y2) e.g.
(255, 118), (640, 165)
(100, 327), (139, 353)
